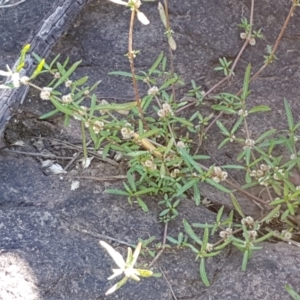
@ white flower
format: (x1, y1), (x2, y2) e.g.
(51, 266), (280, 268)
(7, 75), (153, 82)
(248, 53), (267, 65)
(109, 0), (149, 25)
(0, 65), (20, 88)
(40, 87), (52, 100)
(71, 181), (80, 191)
(176, 141), (185, 149)
(65, 80), (73, 88)
(238, 109), (248, 117)
(240, 32), (247, 40)
(290, 154), (296, 160)
(81, 157), (94, 169)
(147, 86), (159, 95)
(61, 94), (73, 104)
(92, 121), (104, 134)
(20, 76), (30, 85)
(49, 163), (67, 174)
(249, 37), (256, 46)
(243, 138), (255, 149)
(99, 241), (153, 295)
(230, 135), (236, 142)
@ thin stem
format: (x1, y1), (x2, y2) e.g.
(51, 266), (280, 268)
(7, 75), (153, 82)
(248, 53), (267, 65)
(128, 9), (145, 123)
(177, 0), (255, 116)
(81, 120), (87, 161)
(149, 221), (168, 267)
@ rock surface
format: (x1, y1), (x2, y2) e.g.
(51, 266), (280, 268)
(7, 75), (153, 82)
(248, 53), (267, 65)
(0, 0), (300, 299)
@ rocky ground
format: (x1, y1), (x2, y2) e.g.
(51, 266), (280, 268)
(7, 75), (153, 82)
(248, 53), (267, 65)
(0, 0), (300, 299)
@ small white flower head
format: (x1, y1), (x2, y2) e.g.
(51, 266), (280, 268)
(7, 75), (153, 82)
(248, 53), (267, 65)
(176, 141), (185, 149)
(158, 103), (174, 118)
(240, 32), (247, 40)
(0, 64), (20, 88)
(219, 228), (233, 240)
(83, 89), (89, 96)
(121, 124), (134, 139)
(65, 80), (73, 88)
(99, 99), (109, 115)
(256, 170), (264, 178)
(92, 121), (104, 134)
(294, 136), (299, 142)
(142, 158), (157, 171)
(71, 180), (80, 191)
(61, 94), (73, 105)
(243, 138), (255, 150)
(49, 163), (67, 174)
(54, 72), (60, 79)
(230, 135), (236, 142)
(170, 168), (180, 178)
(206, 243), (213, 253)
(241, 216), (254, 228)
(20, 76), (30, 85)
(212, 176), (220, 183)
(290, 153), (296, 160)
(85, 120), (91, 128)
(212, 166), (227, 182)
(73, 106), (88, 121)
(260, 164), (269, 172)
(40, 87), (53, 100)
(147, 86), (159, 95)
(249, 37), (256, 46)
(250, 170), (257, 177)
(238, 109), (248, 117)
(296, 186), (300, 190)
(247, 230), (257, 241)
(282, 230), (292, 240)
(81, 156), (94, 169)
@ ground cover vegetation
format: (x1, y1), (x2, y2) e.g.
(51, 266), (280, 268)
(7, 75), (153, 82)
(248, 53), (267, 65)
(1, 0), (300, 297)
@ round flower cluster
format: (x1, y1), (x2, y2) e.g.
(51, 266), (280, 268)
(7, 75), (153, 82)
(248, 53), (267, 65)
(157, 103), (174, 118)
(73, 106), (87, 121)
(40, 87), (53, 100)
(211, 166), (228, 183)
(142, 158), (157, 171)
(92, 121), (105, 134)
(61, 94), (73, 105)
(121, 123), (134, 139)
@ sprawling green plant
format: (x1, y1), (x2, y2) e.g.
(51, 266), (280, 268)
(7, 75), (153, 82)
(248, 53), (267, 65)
(1, 0), (300, 296)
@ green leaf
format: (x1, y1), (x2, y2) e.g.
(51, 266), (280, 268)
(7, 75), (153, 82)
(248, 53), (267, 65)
(174, 179), (198, 198)
(216, 120), (230, 135)
(242, 250), (249, 271)
(256, 129), (277, 143)
(106, 189), (129, 196)
(241, 64), (251, 101)
(259, 205), (281, 223)
(158, 2), (167, 29)
(109, 71), (144, 80)
(74, 76), (89, 86)
(205, 179), (232, 193)
(248, 105), (271, 114)
(136, 197), (148, 212)
(230, 193), (245, 218)
(200, 258), (210, 287)
(159, 77), (178, 91)
(39, 108), (59, 119)
(183, 219), (202, 245)
(285, 284), (300, 300)
(53, 60), (82, 89)
(284, 98), (294, 132)
(149, 52), (164, 75)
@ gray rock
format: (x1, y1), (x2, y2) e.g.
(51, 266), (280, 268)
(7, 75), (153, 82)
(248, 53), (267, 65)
(1, 0), (300, 299)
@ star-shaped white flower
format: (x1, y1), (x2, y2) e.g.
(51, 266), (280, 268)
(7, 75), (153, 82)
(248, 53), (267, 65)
(0, 65), (20, 88)
(100, 241), (153, 295)
(109, 0), (150, 25)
